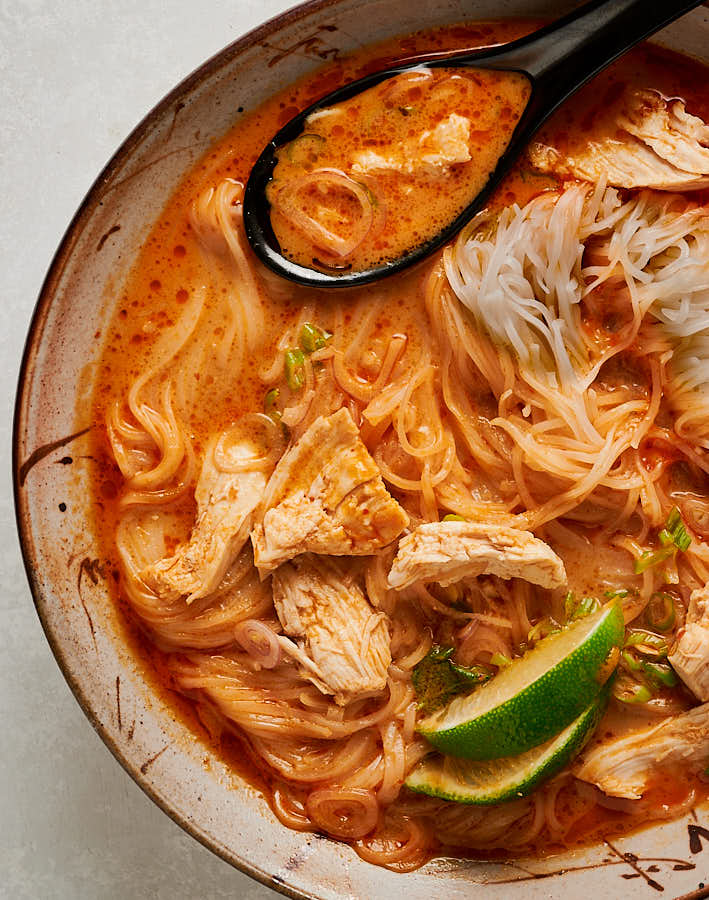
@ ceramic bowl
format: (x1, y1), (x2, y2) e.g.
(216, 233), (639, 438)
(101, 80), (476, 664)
(13, 1), (709, 897)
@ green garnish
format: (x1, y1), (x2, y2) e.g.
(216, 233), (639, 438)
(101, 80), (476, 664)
(284, 349), (306, 390)
(614, 680), (653, 704)
(299, 322), (332, 354)
(450, 661), (492, 686)
(624, 630), (668, 658)
(565, 593), (601, 621)
(263, 387), (289, 438)
(490, 652), (512, 668)
(264, 387), (280, 416)
(659, 506), (692, 551)
(604, 588), (629, 600)
(527, 617), (562, 643)
(412, 646), (491, 715)
(645, 592), (676, 633)
(635, 508), (691, 574)
(641, 661), (678, 689)
(634, 546), (675, 574)
(442, 513), (466, 522)
(621, 649), (643, 672)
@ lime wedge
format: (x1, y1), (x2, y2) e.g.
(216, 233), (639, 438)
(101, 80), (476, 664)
(406, 692), (607, 804)
(418, 601), (623, 760)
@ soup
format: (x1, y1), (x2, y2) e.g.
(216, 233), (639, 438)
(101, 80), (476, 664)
(90, 20), (709, 873)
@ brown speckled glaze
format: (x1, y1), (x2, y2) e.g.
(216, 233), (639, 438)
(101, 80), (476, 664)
(12, 1), (709, 897)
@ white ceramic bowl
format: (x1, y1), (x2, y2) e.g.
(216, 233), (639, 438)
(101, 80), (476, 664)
(14, 1), (709, 897)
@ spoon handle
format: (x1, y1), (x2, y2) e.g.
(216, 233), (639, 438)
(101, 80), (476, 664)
(484, 0), (705, 100)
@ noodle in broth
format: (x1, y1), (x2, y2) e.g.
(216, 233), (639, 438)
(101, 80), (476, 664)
(90, 21), (709, 871)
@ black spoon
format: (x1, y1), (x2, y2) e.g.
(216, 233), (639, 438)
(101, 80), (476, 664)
(243, 0), (705, 288)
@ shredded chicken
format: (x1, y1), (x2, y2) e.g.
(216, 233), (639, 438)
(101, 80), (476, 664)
(668, 585), (709, 701)
(141, 436), (266, 603)
(271, 555), (391, 704)
(352, 113), (471, 177)
(574, 703), (709, 799)
(387, 520), (567, 591)
(252, 408), (409, 573)
(529, 90), (709, 190)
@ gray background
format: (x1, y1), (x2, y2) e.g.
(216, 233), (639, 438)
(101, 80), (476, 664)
(1, 1), (293, 896)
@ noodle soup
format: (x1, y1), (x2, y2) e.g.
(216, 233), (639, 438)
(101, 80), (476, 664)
(90, 20), (709, 871)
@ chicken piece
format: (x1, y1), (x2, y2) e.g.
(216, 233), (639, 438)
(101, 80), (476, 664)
(529, 90), (709, 191)
(668, 585), (709, 701)
(141, 436), (266, 603)
(352, 113), (471, 177)
(574, 703), (709, 799)
(251, 408), (408, 574)
(387, 520), (566, 591)
(271, 555), (391, 704)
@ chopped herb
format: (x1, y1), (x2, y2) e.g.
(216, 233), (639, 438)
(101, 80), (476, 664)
(564, 592), (600, 621)
(450, 661), (492, 687)
(442, 513), (466, 522)
(527, 617), (562, 643)
(284, 349), (306, 390)
(604, 588), (630, 600)
(412, 645), (490, 715)
(299, 322), (332, 354)
(645, 592), (676, 633)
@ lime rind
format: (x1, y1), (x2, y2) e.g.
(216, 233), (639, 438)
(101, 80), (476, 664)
(406, 691), (607, 805)
(418, 601), (623, 760)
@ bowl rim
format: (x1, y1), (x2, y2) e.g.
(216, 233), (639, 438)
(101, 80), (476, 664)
(12, 1), (341, 896)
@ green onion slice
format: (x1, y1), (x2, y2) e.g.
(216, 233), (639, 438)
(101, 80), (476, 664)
(641, 661), (678, 689)
(442, 513), (466, 522)
(659, 506), (692, 552)
(299, 322), (332, 354)
(614, 679), (653, 704)
(645, 592), (676, 633)
(490, 652), (512, 668)
(621, 649), (643, 672)
(634, 545), (675, 574)
(284, 349), (306, 390)
(624, 630), (668, 658)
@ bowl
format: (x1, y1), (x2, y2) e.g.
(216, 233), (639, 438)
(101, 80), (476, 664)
(13, 0), (709, 897)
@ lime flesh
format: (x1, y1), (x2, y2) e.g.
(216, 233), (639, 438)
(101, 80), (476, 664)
(418, 601), (623, 760)
(407, 691), (607, 804)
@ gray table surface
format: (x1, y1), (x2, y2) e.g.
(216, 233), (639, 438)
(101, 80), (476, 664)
(1, 2), (295, 896)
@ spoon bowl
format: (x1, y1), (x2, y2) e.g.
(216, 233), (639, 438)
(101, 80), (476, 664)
(243, 0), (704, 287)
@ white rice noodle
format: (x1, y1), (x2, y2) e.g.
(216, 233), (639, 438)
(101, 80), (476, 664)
(445, 183), (709, 452)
